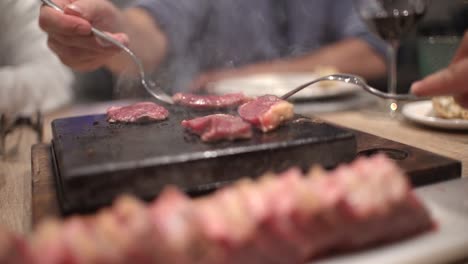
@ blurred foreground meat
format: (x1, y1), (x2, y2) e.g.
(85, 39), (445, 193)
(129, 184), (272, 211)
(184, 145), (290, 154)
(182, 114), (253, 142)
(107, 102), (169, 123)
(173, 92), (252, 110)
(2, 155), (432, 264)
(0, 229), (31, 264)
(238, 95), (294, 132)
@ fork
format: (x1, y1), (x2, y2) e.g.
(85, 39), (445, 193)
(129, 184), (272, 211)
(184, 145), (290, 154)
(280, 73), (429, 101)
(40, 0), (174, 104)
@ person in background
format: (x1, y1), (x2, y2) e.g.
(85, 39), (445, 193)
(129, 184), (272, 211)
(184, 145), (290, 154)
(411, 31), (468, 108)
(39, 0), (387, 94)
(0, 0), (73, 116)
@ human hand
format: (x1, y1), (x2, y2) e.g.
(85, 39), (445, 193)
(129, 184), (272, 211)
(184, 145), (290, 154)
(411, 31), (468, 108)
(39, 0), (129, 71)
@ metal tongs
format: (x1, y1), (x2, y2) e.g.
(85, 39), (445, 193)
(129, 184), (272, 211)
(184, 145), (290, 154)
(281, 73), (428, 101)
(40, 0), (174, 104)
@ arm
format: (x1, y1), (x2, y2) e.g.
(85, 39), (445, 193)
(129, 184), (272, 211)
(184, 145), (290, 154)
(191, 0), (386, 90)
(0, 0), (73, 115)
(194, 38), (385, 84)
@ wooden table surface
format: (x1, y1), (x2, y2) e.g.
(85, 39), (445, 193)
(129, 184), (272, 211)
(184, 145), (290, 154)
(319, 109), (468, 177)
(1, 101), (467, 235)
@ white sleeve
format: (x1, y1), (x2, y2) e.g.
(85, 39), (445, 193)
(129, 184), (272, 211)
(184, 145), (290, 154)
(0, 0), (74, 115)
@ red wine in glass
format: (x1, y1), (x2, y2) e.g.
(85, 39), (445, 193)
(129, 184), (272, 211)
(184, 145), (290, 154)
(364, 10), (426, 41)
(354, 0), (427, 116)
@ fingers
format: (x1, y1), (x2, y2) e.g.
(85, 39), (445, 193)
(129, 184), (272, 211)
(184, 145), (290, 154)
(63, 0), (115, 22)
(50, 34), (106, 51)
(47, 37), (120, 71)
(411, 58), (468, 97)
(39, 0), (128, 71)
(39, 5), (92, 36)
(49, 32), (128, 50)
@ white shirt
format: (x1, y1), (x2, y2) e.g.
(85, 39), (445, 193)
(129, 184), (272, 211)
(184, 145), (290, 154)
(0, 0), (73, 115)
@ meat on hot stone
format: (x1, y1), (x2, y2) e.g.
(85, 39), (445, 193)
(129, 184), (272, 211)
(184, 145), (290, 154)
(173, 93), (252, 110)
(181, 114), (253, 142)
(238, 95), (294, 132)
(107, 102), (169, 123)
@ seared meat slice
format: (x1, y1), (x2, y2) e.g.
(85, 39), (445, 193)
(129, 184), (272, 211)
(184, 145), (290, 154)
(30, 219), (73, 264)
(0, 228), (31, 264)
(182, 114), (252, 142)
(107, 102), (169, 123)
(149, 187), (206, 263)
(173, 93), (251, 110)
(238, 95), (294, 132)
(5, 155), (433, 264)
(333, 155), (433, 250)
(109, 196), (157, 262)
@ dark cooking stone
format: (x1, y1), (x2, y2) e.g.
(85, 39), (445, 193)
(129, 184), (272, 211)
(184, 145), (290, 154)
(50, 105), (356, 214)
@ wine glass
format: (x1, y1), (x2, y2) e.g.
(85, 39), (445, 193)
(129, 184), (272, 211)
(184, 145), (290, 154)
(353, 0), (427, 116)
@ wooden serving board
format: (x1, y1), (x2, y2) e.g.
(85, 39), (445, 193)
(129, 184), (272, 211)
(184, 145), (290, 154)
(31, 129), (461, 226)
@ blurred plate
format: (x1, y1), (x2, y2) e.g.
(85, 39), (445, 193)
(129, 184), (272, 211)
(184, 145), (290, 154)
(402, 101), (468, 130)
(207, 72), (360, 100)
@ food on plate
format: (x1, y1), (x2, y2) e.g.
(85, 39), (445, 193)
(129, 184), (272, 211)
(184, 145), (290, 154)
(238, 95), (294, 132)
(173, 92), (252, 110)
(181, 114), (252, 142)
(106, 102), (169, 123)
(432, 96), (468, 120)
(0, 155), (432, 264)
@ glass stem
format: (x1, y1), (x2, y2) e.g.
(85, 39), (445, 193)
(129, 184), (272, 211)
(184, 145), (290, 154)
(387, 40), (399, 95)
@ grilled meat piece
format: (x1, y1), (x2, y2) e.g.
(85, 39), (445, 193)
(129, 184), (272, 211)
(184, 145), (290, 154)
(107, 102), (169, 123)
(182, 114), (253, 142)
(238, 95), (294, 132)
(173, 93), (251, 110)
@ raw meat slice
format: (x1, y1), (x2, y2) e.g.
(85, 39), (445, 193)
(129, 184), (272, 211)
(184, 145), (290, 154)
(148, 187), (201, 263)
(1, 155), (433, 264)
(107, 102), (169, 123)
(182, 114), (252, 142)
(238, 95), (294, 132)
(173, 93), (251, 110)
(0, 229), (31, 264)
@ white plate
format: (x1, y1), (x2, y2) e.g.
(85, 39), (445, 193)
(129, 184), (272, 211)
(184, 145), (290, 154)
(207, 73), (360, 100)
(402, 101), (468, 130)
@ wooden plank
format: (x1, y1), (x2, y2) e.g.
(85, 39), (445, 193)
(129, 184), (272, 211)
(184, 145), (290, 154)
(0, 128), (36, 235)
(31, 144), (60, 226)
(352, 129), (461, 186)
(318, 110), (468, 177)
(31, 130), (461, 226)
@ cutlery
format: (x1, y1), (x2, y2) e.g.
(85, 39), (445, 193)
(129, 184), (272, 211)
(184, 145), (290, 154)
(281, 74), (428, 101)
